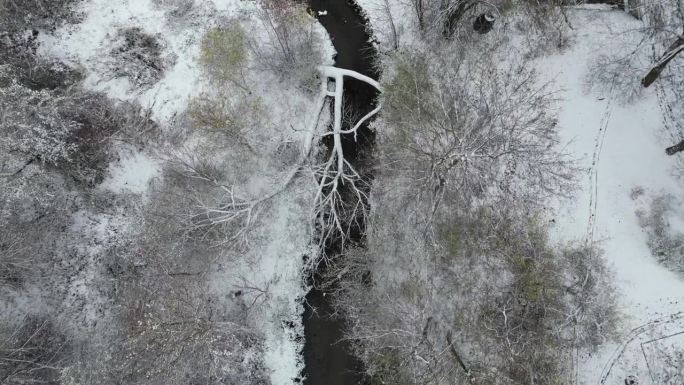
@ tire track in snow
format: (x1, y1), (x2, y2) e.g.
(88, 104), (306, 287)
(597, 311), (684, 385)
(586, 101), (612, 245)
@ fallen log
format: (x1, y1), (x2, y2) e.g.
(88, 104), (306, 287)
(642, 37), (684, 88)
(666, 139), (684, 156)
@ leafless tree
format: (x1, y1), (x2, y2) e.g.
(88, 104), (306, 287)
(379, 46), (574, 223)
(328, 200), (617, 384)
(252, 0), (323, 89)
(0, 315), (71, 385)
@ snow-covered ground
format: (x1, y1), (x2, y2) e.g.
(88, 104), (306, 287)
(31, 0), (684, 382)
(353, 1), (684, 383)
(355, 0), (415, 51)
(100, 150), (160, 196)
(537, 6), (684, 384)
(35, 0), (335, 383)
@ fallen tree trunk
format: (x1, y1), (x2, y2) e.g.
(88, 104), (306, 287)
(666, 139), (684, 156)
(642, 37), (684, 88)
(446, 330), (471, 378)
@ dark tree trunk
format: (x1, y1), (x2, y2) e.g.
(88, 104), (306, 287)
(642, 37), (684, 88)
(442, 0), (475, 38)
(446, 331), (471, 377)
(666, 139), (684, 156)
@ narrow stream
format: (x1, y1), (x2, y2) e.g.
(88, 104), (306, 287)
(302, 1), (379, 384)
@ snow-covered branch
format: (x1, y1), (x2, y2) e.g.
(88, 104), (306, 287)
(310, 66), (382, 254)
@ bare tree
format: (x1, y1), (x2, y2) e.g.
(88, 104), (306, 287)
(0, 315), (71, 384)
(379, 47), (574, 222)
(329, 201), (617, 384)
(253, 0), (324, 89)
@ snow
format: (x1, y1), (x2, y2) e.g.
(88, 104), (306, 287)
(36, 0), (251, 125)
(355, 0), (416, 50)
(536, 6), (684, 384)
(35, 0), (684, 382)
(207, 177), (315, 384)
(100, 151), (160, 195)
(35, 0), (336, 383)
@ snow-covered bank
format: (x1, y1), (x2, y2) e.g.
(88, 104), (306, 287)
(34, 0), (336, 383)
(539, 6), (684, 384)
(355, 0), (415, 50)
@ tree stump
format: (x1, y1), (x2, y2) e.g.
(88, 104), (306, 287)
(473, 13), (495, 34)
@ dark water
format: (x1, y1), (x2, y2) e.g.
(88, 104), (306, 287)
(302, 1), (379, 385)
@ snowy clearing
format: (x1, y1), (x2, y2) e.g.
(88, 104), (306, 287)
(537, 6), (684, 384)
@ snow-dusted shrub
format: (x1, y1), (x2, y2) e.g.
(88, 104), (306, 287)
(0, 223), (39, 287)
(110, 27), (174, 89)
(0, 32), (82, 90)
(148, 154), (257, 243)
(152, 0), (195, 18)
(330, 201), (618, 385)
(0, 81), (155, 185)
(199, 23), (249, 90)
(0, 315), (71, 384)
(0, 0), (81, 34)
(254, 0), (324, 90)
(1, 0), (83, 91)
(69, 165), (271, 385)
(637, 194), (684, 275)
(0, 84), (79, 165)
(409, 0), (481, 38)
(188, 92), (263, 151)
(510, 0), (570, 56)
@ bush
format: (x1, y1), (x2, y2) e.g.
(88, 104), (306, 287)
(152, 0), (195, 18)
(329, 191), (618, 385)
(110, 27), (174, 88)
(0, 0), (81, 34)
(0, 82), (156, 186)
(0, 84), (79, 165)
(0, 31), (82, 90)
(199, 23), (249, 90)
(63, 163), (271, 385)
(0, 315), (71, 385)
(637, 194), (684, 275)
(0, 230), (35, 288)
(187, 92), (263, 151)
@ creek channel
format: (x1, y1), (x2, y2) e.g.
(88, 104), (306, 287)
(302, 1), (380, 384)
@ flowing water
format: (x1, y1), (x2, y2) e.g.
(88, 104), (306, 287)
(302, 1), (380, 384)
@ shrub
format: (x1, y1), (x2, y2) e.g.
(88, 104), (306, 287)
(379, 48), (572, 215)
(110, 27), (174, 88)
(637, 194), (684, 275)
(256, 0), (323, 91)
(199, 23), (249, 90)
(0, 315), (71, 385)
(0, 0), (81, 34)
(187, 93), (262, 151)
(152, 0), (195, 18)
(0, 83), (155, 186)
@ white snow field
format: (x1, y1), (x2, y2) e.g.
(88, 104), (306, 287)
(538, 6), (684, 385)
(36, 0), (335, 383)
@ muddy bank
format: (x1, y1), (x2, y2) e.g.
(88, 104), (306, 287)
(302, 1), (379, 384)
